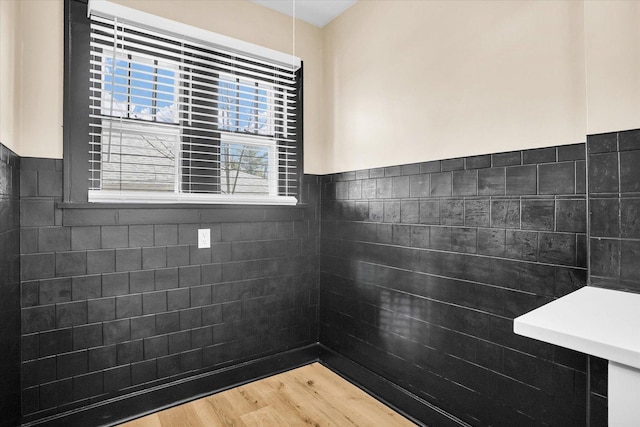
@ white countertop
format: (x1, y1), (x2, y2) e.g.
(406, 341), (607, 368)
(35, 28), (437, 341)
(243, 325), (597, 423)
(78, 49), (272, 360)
(514, 286), (640, 369)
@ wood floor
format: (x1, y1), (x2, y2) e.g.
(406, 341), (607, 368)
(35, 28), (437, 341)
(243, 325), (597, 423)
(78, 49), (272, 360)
(118, 362), (416, 427)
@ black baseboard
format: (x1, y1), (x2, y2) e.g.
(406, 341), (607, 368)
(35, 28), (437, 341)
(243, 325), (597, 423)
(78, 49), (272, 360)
(23, 344), (467, 427)
(318, 345), (471, 427)
(23, 344), (321, 427)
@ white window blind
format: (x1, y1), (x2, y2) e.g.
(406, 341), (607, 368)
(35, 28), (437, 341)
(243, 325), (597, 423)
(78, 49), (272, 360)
(87, 0), (300, 205)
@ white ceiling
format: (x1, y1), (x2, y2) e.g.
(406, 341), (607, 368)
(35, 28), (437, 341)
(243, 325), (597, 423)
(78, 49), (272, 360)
(250, 0), (357, 28)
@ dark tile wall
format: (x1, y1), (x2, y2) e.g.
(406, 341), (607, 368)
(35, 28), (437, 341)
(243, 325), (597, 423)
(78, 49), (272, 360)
(0, 143), (21, 426)
(588, 129), (640, 293)
(586, 127), (640, 426)
(319, 145), (590, 426)
(19, 157), (320, 422)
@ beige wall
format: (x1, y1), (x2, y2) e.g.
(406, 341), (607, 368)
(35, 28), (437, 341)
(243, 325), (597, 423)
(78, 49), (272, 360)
(0, 0), (20, 152)
(2, 0), (325, 172)
(584, 1), (640, 135)
(323, 0), (588, 173)
(322, 0), (640, 174)
(4, 1), (640, 173)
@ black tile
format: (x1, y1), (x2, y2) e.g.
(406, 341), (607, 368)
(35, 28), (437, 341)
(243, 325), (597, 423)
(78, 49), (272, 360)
(21, 199), (55, 227)
(88, 297), (116, 323)
(384, 166), (401, 177)
(115, 248), (142, 272)
(168, 288), (190, 311)
(441, 158), (464, 172)
(558, 143), (585, 161)
(538, 233), (576, 266)
(190, 245), (212, 265)
(22, 253), (55, 280)
(539, 163), (575, 195)
(131, 315), (156, 340)
(409, 175), (430, 198)
(452, 170), (477, 196)
(523, 147), (556, 164)
(117, 340), (143, 364)
(104, 365), (131, 393)
(191, 326), (213, 348)
(478, 168), (505, 196)
(37, 170), (62, 197)
(39, 328), (72, 356)
(420, 161), (441, 174)
(168, 331), (191, 354)
(129, 225), (154, 248)
(39, 227), (71, 252)
(87, 249), (116, 274)
(178, 224), (199, 245)
(156, 267), (179, 290)
(505, 230), (538, 261)
(383, 201), (400, 223)
(166, 245), (190, 267)
(465, 155), (491, 170)
(142, 291), (167, 315)
(419, 200), (440, 225)
(103, 319), (131, 345)
(56, 251), (87, 276)
(154, 225), (178, 246)
(101, 225), (129, 249)
(71, 226), (101, 250)
(21, 227), (39, 254)
(521, 199), (555, 231)
(73, 323), (103, 350)
(56, 300), (88, 328)
(40, 379), (73, 409)
(492, 151), (521, 167)
(430, 227), (451, 251)
(39, 277), (72, 304)
(620, 198), (640, 238)
(451, 228), (477, 254)
(589, 153), (619, 194)
(144, 335), (168, 359)
(22, 356), (57, 387)
(22, 281), (39, 307)
(506, 165), (537, 195)
(556, 199), (586, 233)
(376, 177), (392, 199)
(130, 270), (155, 293)
(588, 132), (617, 153)
(440, 199), (464, 226)
(576, 161), (586, 194)
(156, 312), (180, 334)
(590, 198), (619, 238)
(201, 264), (222, 285)
(179, 265), (201, 287)
(57, 350), (88, 378)
(618, 129), (640, 151)
(143, 246), (167, 270)
(73, 371), (103, 400)
(430, 172), (452, 197)
(202, 304), (223, 325)
(620, 240), (640, 281)
(190, 285), (212, 307)
(131, 359), (156, 385)
(116, 294), (142, 319)
(464, 199), (490, 227)
(477, 229), (505, 257)
(491, 199), (520, 229)
(102, 272), (129, 296)
(619, 150), (640, 193)
(88, 345), (117, 371)
(22, 305), (56, 333)
(590, 238), (619, 278)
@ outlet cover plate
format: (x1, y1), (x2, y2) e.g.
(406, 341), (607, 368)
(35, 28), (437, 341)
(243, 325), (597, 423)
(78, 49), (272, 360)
(198, 229), (211, 249)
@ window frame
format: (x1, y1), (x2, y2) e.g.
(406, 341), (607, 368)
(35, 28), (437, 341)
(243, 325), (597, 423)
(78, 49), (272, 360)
(63, 0), (303, 206)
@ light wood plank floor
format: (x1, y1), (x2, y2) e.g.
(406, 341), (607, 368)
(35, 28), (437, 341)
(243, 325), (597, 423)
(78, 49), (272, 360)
(118, 362), (416, 427)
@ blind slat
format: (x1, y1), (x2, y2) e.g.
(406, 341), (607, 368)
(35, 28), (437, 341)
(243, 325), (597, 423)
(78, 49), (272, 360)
(88, 8), (299, 202)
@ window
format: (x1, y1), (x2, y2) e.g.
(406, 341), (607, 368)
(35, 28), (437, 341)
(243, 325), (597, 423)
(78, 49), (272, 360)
(66, 0), (302, 205)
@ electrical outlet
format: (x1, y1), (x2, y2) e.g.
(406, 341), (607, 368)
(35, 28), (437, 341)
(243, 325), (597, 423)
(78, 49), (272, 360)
(198, 229), (211, 249)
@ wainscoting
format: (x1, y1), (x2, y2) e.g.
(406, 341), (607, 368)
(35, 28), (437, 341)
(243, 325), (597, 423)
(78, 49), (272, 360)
(10, 131), (640, 426)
